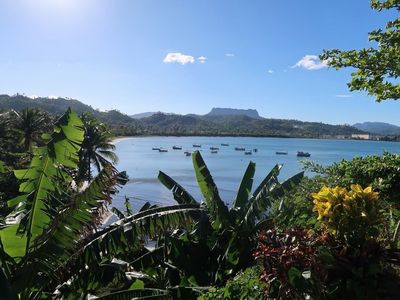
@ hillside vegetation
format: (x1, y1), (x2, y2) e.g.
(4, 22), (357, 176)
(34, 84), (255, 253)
(0, 94), (364, 138)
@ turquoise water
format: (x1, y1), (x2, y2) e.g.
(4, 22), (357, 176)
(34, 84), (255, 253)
(112, 136), (400, 210)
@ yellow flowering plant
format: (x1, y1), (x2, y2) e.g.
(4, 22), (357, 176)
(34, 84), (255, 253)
(312, 184), (381, 245)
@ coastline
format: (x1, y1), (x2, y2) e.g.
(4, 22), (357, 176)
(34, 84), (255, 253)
(111, 136), (136, 145)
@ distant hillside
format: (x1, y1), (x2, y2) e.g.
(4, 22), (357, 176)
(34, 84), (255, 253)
(0, 94), (365, 138)
(137, 112), (364, 138)
(353, 122), (400, 135)
(206, 107), (261, 119)
(0, 94), (136, 126)
(130, 111), (176, 119)
(130, 112), (157, 119)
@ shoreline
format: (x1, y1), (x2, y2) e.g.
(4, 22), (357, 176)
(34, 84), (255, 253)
(111, 135), (397, 143)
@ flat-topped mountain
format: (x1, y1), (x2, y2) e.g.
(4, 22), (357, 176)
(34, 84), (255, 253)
(206, 107), (261, 119)
(353, 122), (400, 135)
(0, 94), (366, 138)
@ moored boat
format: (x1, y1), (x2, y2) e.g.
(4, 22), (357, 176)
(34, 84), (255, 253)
(244, 151), (252, 155)
(221, 143), (229, 146)
(210, 146), (219, 150)
(159, 148), (168, 152)
(276, 151), (288, 155)
(172, 146), (182, 150)
(297, 151), (310, 157)
(235, 147), (245, 151)
(253, 148), (258, 152)
(152, 147), (160, 150)
(211, 150), (218, 154)
(184, 151), (191, 156)
(193, 144), (202, 148)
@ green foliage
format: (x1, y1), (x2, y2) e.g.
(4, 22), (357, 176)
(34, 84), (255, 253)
(13, 108), (54, 151)
(77, 113), (118, 182)
(312, 185), (382, 246)
(254, 228), (327, 299)
(0, 94), (366, 138)
(157, 151), (303, 287)
(198, 265), (265, 300)
(321, 0), (400, 101)
(271, 177), (322, 229)
(1, 109), (84, 257)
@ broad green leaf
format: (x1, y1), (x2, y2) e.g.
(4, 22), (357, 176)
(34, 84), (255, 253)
(130, 279), (145, 289)
(192, 151), (229, 229)
(0, 161), (5, 173)
(0, 225), (26, 258)
(233, 161), (255, 211)
(243, 165), (282, 225)
(252, 164), (282, 197)
(274, 171), (305, 202)
(4, 109), (84, 257)
(158, 171), (197, 205)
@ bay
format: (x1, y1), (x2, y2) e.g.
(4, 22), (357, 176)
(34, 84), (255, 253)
(112, 136), (400, 211)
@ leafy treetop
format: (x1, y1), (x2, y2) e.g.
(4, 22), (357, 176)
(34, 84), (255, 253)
(321, 0), (400, 101)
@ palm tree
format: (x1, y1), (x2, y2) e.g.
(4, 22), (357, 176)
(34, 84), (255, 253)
(77, 113), (119, 182)
(13, 108), (51, 152)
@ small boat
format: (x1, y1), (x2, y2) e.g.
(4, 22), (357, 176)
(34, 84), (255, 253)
(211, 150), (218, 154)
(276, 151), (288, 155)
(193, 144), (202, 148)
(221, 143), (229, 146)
(184, 151), (191, 156)
(244, 151), (252, 155)
(172, 146), (182, 150)
(152, 147), (160, 151)
(253, 148), (258, 153)
(235, 147), (245, 151)
(159, 148), (168, 153)
(210, 146), (220, 150)
(297, 151), (311, 157)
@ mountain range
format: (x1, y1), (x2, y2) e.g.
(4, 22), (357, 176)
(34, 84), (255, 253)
(0, 94), (377, 138)
(353, 122), (400, 135)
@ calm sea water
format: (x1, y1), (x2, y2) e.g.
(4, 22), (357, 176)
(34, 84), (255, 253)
(112, 136), (400, 211)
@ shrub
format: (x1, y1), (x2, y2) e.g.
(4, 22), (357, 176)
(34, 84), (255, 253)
(254, 228), (327, 299)
(312, 184), (382, 246)
(198, 265), (265, 300)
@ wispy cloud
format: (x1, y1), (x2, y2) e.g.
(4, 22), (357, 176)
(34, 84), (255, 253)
(197, 56), (207, 64)
(163, 52), (195, 65)
(335, 94), (353, 98)
(292, 55), (329, 70)
(267, 69), (274, 74)
(225, 53), (235, 57)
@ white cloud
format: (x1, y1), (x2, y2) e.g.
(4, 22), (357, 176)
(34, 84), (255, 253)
(225, 53), (235, 57)
(292, 55), (329, 70)
(48, 95), (60, 99)
(335, 94), (353, 98)
(267, 69), (274, 74)
(163, 52), (195, 65)
(198, 56), (207, 64)
(28, 95), (39, 99)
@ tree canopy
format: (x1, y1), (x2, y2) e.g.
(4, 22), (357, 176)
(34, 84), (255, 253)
(321, 0), (400, 101)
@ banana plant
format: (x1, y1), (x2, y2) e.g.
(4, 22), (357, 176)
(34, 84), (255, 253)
(157, 150), (304, 285)
(0, 109), (203, 299)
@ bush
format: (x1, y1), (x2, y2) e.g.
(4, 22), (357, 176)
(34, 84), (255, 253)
(312, 184), (382, 246)
(198, 265), (265, 300)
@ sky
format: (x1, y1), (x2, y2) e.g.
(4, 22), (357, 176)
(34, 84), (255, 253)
(0, 0), (399, 125)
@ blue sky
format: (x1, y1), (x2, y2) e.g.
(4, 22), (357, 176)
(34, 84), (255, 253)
(0, 0), (399, 125)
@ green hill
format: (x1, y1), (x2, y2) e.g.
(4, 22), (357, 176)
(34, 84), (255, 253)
(0, 94), (365, 138)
